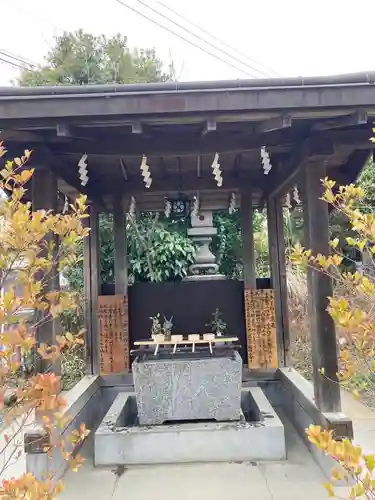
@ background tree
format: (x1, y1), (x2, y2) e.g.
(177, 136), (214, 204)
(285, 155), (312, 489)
(18, 30), (194, 289)
(18, 30), (173, 86)
(213, 211), (242, 279)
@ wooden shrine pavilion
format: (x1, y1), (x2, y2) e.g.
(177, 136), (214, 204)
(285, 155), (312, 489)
(1, 71), (375, 433)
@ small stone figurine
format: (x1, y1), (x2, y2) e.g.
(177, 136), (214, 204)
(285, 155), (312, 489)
(163, 315), (173, 341)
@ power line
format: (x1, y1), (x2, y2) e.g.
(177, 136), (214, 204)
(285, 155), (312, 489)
(0, 49), (36, 69)
(114, 0), (261, 78)
(131, 0), (271, 78)
(0, 56), (26, 71)
(154, 0), (281, 78)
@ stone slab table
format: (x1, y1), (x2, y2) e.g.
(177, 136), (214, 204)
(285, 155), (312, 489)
(132, 351), (242, 425)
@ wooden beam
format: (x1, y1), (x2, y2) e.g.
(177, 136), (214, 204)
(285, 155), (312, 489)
(99, 170), (266, 197)
(232, 153), (242, 177)
(48, 131), (298, 157)
(0, 129), (45, 143)
(256, 115), (292, 134)
(303, 162), (341, 412)
(312, 110), (368, 131)
(265, 137), (335, 199)
(267, 196), (290, 366)
(158, 157), (167, 179)
(196, 155), (202, 178)
(240, 187), (256, 288)
(202, 118), (217, 136)
(46, 128), (371, 159)
(329, 149), (372, 187)
(113, 196), (128, 295)
(119, 158), (129, 181)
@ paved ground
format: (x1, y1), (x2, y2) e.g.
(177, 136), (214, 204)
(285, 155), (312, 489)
(61, 391), (375, 500)
(60, 416), (331, 500)
(2, 389), (373, 499)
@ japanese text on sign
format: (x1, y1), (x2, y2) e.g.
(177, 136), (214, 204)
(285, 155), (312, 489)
(98, 295), (129, 374)
(244, 289), (277, 369)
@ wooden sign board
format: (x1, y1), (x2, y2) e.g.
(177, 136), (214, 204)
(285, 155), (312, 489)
(98, 295), (129, 375)
(244, 289), (278, 369)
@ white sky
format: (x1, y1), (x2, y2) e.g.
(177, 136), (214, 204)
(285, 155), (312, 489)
(0, 0), (374, 85)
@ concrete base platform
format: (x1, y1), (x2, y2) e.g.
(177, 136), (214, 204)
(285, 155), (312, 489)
(61, 415), (331, 500)
(94, 387), (285, 466)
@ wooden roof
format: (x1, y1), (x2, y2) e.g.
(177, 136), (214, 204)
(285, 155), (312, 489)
(0, 72), (374, 211)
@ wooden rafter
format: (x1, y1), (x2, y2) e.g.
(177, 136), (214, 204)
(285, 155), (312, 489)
(312, 110), (368, 131)
(255, 115), (292, 134)
(264, 137), (335, 199)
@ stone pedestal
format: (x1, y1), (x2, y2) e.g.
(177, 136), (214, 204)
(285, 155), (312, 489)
(133, 351), (242, 425)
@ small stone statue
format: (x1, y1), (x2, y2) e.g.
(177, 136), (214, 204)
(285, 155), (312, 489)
(163, 315), (173, 341)
(163, 316), (173, 341)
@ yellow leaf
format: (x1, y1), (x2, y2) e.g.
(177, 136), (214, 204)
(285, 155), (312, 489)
(329, 238), (339, 249)
(331, 468), (342, 481)
(357, 239), (367, 251)
(355, 483), (364, 496)
(364, 454), (375, 472)
(346, 237), (356, 246)
(320, 367), (325, 376)
(66, 332), (74, 342)
(353, 389), (359, 400)
(324, 483), (334, 497)
(324, 190), (335, 203)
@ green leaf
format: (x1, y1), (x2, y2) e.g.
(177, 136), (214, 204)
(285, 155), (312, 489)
(364, 454), (375, 472)
(346, 237), (355, 246)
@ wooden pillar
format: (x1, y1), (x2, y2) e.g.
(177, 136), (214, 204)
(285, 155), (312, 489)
(240, 188), (256, 288)
(83, 204), (100, 374)
(303, 164), (341, 412)
(114, 198), (128, 295)
(32, 167), (60, 373)
(83, 214), (92, 374)
(267, 195), (290, 366)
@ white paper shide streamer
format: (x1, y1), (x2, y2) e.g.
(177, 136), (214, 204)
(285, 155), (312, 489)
(191, 194), (200, 217)
(128, 196), (136, 219)
(285, 192), (292, 210)
(78, 154), (89, 186)
(62, 194), (69, 214)
(140, 155), (152, 188)
(211, 152), (222, 187)
(229, 192), (236, 214)
(260, 146), (272, 175)
(293, 185), (301, 205)
(164, 197), (172, 218)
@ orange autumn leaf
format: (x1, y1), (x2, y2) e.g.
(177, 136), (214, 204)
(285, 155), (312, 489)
(20, 169), (34, 184)
(0, 150), (89, 498)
